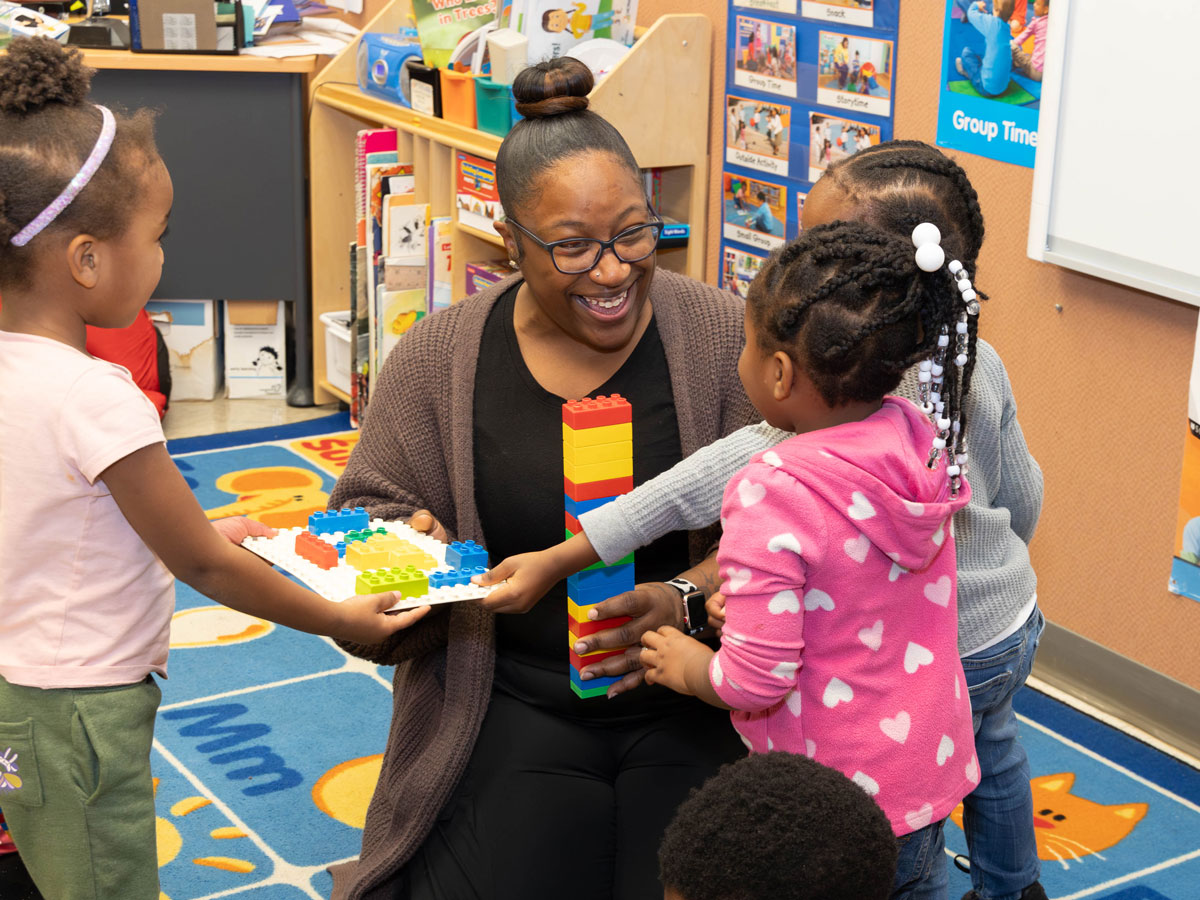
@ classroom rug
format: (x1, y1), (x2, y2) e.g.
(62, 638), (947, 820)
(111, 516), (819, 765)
(12, 414), (1188, 900)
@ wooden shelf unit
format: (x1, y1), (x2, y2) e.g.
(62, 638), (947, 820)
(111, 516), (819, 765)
(307, 7), (713, 404)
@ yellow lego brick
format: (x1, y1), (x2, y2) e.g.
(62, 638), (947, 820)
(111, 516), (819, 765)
(390, 548), (437, 570)
(563, 456), (633, 483)
(562, 440), (632, 466)
(568, 597), (601, 624)
(345, 543), (394, 570)
(562, 421), (632, 448)
(363, 532), (405, 551)
(566, 630), (616, 655)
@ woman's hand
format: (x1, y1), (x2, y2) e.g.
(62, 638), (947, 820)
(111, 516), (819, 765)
(571, 581), (685, 696)
(408, 509), (448, 542)
(333, 593), (431, 644)
(640, 626), (715, 698)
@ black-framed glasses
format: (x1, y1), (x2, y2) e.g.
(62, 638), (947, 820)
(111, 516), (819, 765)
(505, 215), (663, 275)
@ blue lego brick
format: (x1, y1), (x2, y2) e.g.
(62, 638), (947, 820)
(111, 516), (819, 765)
(563, 494), (617, 518)
(428, 566), (488, 589)
(567, 563), (634, 595)
(335, 541), (346, 558)
(569, 666), (621, 690)
(308, 507), (369, 535)
(445, 540), (488, 569)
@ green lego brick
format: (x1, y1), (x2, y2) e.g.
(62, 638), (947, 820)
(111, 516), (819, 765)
(562, 528), (634, 569)
(569, 680), (610, 699)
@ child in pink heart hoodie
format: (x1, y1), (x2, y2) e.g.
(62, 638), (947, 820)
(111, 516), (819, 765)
(642, 220), (977, 899)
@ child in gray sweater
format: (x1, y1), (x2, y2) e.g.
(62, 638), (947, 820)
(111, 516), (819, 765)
(478, 140), (1047, 900)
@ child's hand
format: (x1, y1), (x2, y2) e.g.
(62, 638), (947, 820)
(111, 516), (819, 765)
(706, 590), (727, 636)
(640, 626), (714, 697)
(333, 592), (430, 644)
(408, 509), (448, 543)
(211, 516), (276, 545)
(474, 550), (559, 614)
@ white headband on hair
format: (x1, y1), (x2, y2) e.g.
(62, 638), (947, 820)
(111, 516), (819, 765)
(10, 105), (116, 248)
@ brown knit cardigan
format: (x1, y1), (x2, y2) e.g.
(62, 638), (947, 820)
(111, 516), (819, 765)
(327, 270), (756, 900)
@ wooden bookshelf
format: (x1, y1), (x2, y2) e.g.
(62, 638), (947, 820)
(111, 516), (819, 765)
(307, 7), (713, 404)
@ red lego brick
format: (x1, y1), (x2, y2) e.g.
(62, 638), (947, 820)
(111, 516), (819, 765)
(565, 510), (582, 535)
(561, 394), (632, 430)
(569, 645), (628, 671)
(568, 615), (632, 639)
(564, 475), (634, 502)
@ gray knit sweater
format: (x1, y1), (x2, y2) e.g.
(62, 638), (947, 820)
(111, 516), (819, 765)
(580, 338), (1042, 655)
(326, 271), (757, 900)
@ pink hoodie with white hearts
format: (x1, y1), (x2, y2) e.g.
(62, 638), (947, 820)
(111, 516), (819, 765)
(711, 396), (976, 836)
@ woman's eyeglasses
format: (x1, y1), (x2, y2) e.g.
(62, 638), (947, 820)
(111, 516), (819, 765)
(504, 216), (663, 275)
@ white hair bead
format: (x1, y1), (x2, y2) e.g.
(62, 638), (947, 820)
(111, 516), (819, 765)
(955, 353), (968, 366)
(962, 289), (977, 303)
(915, 243), (945, 272)
(938, 334), (950, 347)
(918, 370), (931, 383)
(956, 321), (968, 334)
(911, 222), (941, 248)
(931, 363), (944, 377)
(957, 279), (972, 293)
(921, 403), (934, 414)
(938, 417), (951, 430)
(948, 260), (963, 275)
(933, 437), (946, 449)
(948, 464), (961, 477)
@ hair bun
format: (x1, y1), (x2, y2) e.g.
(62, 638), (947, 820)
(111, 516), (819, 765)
(512, 56), (593, 119)
(0, 37), (92, 116)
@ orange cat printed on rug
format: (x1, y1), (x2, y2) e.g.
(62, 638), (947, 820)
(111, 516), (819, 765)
(951, 772), (1148, 866)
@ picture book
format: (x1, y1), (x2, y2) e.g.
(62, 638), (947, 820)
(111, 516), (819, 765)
(383, 195), (429, 261)
(428, 216), (454, 311)
(455, 152), (504, 237)
(465, 259), (510, 295)
(410, 0), (497, 69)
(516, 0), (636, 63)
(351, 128), (395, 425)
(377, 286), (428, 365)
(366, 162), (414, 379)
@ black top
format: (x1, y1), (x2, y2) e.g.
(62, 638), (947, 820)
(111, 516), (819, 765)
(474, 284), (694, 721)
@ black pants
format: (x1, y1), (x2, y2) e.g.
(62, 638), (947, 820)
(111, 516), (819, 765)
(399, 691), (745, 900)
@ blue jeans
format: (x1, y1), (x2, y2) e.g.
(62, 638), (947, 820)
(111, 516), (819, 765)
(894, 819), (949, 899)
(960, 606), (1046, 900)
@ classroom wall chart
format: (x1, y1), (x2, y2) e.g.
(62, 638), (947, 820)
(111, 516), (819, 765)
(720, 0), (898, 296)
(936, 0), (1050, 168)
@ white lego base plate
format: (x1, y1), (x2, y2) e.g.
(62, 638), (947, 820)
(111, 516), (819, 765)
(241, 519), (498, 611)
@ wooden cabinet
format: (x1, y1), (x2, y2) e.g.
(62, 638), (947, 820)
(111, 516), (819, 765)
(307, 5), (712, 403)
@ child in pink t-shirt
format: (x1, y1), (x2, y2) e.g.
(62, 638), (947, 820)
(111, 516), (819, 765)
(0, 39), (428, 900)
(641, 220), (979, 899)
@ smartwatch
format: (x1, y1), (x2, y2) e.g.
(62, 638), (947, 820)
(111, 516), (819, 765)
(667, 577), (708, 636)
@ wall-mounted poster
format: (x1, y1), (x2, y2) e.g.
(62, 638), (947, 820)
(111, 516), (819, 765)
(733, 15), (798, 98)
(726, 94), (792, 178)
(1169, 322), (1200, 604)
(809, 111), (881, 183)
(723, 171), (787, 251)
(803, 0), (873, 30)
(936, 0), (1048, 168)
(722, 244), (769, 299)
(734, 0), (798, 15)
(816, 30), (893, 117)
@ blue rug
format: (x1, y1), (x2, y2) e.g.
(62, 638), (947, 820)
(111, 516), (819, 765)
(145, 421), (1200, 899)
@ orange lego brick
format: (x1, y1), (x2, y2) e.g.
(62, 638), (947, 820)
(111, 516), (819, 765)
(564, 475), (634, 502)
(295, 531), (338, 569)
(561, 394), (632, 430)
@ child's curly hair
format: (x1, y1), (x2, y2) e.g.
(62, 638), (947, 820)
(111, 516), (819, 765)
(659, 752), (898, 900)
(0, 37), (160, 290)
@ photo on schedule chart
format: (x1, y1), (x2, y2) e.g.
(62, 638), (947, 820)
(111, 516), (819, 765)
(722, 171), (787, 252)
(816, 30), (893, 117)
(722, 244), (769, 300)
(796, 190), (808, 231)
(725, 94), (792, 178)
(809, 112), (880, 183)
(733, 0), (798, 16)
(802, 0), (873, 28)
(733, 15), (798, 99)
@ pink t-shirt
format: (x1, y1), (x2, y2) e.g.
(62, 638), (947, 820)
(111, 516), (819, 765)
(712, 397), (976, 835)
(0, 331), (173, 688)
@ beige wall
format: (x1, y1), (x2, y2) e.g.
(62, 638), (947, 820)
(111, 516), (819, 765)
(638, 1), (1200, 690)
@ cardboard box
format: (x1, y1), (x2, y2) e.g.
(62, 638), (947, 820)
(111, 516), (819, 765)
(224, 300), (287, 399)
(145, 300), (224, 401)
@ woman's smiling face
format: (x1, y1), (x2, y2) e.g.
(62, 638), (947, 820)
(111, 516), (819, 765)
(504, 150), (657, 353)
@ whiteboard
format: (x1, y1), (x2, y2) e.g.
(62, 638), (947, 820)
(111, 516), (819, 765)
(1027, 0), (1200, 307)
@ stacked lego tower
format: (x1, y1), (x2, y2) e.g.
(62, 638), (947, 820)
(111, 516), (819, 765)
(564, 395), (636, 698)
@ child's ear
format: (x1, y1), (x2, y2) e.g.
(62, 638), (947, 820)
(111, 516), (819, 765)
(772, 350), (794, 401)
(67, 235), (99, 289)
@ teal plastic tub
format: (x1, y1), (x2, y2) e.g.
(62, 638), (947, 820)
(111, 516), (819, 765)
(474, 77), (513, 137)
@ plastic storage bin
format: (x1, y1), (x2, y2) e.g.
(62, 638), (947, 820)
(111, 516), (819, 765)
(320, 309), (352, 396)
(439, 68), (478, 128)
(474, 77), (513, 137)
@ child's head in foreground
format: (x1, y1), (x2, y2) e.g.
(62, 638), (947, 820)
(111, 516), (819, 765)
(0, 37), (168, 327)
(659, 752), (898, 900)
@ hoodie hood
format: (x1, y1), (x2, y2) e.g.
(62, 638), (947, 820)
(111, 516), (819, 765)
(767, 397), (971, 573)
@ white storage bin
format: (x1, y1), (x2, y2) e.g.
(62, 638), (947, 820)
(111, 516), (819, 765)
(320, 309), (353, 396)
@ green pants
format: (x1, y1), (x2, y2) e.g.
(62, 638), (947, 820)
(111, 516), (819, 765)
(0, 674), (161, 900)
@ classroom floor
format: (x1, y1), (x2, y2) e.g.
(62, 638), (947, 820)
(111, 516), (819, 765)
(162, 396), (343, 441)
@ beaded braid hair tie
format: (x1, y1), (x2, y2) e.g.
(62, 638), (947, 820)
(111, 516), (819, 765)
(911, 222), (977, 495)
(10, 105), (116, 248)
